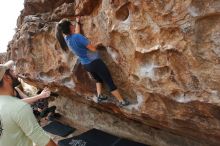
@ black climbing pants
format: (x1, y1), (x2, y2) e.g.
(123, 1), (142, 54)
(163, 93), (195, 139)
(83, 59), (117, 92)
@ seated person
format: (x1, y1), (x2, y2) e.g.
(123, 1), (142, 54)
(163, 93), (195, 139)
(33, 97), (58, 121)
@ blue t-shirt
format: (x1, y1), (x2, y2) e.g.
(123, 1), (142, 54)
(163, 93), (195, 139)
(65, 34), (100, 64)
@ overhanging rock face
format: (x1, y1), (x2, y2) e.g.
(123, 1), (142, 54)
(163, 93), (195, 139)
(7, 0), (220, 145)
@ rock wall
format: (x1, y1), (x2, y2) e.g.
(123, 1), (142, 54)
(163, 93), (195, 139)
(7, 0), (220, 145)
(0, 53), (6, 64)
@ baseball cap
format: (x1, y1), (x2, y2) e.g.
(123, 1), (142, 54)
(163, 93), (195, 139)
(0, 60), (15, 80)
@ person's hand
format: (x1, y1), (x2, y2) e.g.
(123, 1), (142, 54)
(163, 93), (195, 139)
(14, 87), (21, 97)
(76, 16), (80, 23)
(39, 87), (51, 99)
(15, 86), (21, 92)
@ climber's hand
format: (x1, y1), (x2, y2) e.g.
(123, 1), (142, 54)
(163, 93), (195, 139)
(76, 16), (80, 23)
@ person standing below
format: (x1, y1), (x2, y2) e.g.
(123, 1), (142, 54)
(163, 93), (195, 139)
(56, 17), (129, 107)
(0, 60), (57, 146)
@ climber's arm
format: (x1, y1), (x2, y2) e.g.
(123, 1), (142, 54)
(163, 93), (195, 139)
(75, 17), (81, 34)
(86, 44), (97, 52)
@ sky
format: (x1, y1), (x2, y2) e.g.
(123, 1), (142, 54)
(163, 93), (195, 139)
(0, 0), (24, 53)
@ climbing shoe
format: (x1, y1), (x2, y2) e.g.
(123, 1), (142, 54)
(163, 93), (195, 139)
(97, 94), (108, 103)
(118, 99), (130, 107)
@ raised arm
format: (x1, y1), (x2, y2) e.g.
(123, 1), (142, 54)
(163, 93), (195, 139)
(16, 87), (51, 104)
(75, 16), (81, 34)
(73, 16), (98, 52)
(15, 87), (29, 99)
